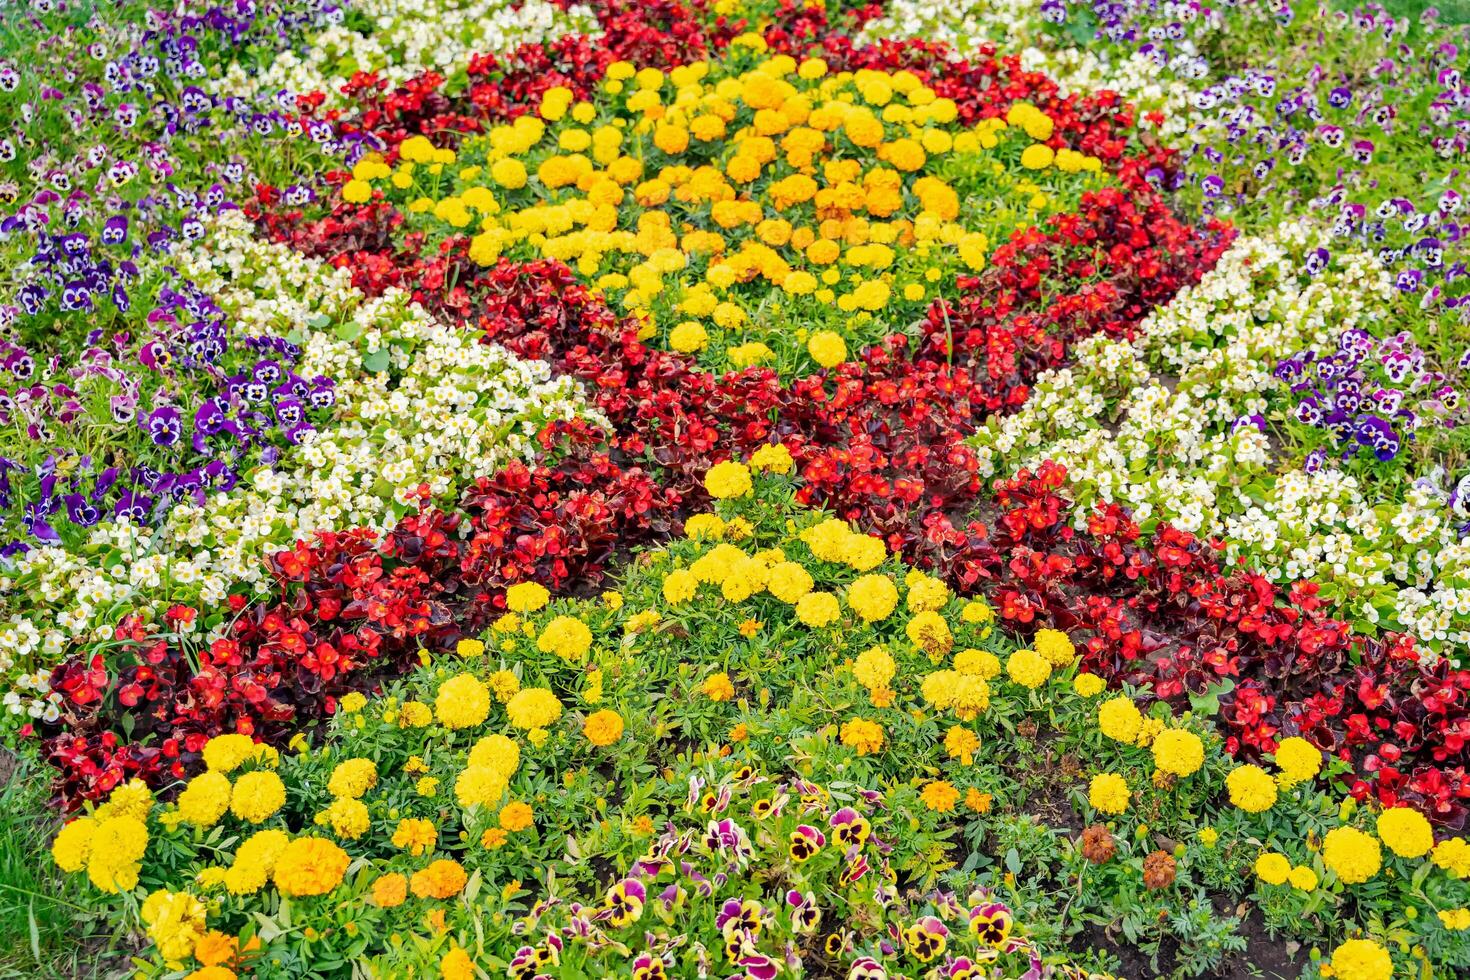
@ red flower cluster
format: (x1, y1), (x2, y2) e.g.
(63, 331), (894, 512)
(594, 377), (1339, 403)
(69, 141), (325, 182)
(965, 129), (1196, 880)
(931, 462), (1470, 827)
(41, 511), (464, 806)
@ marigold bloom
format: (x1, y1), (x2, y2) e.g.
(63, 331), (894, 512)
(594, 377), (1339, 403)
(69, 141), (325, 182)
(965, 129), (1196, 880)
(1377, 806), (1434, 858)
(1329, 938), (1392, 980)
(273, 837), (349, 897)
(1225, 765), (1277, 813)
(411, 859), (468, 900)
(839, 718), (884, 756)
(435, 673), (492, 729)
(584, 709), (625, 746)
(1323, 826), (1382, 884)
(920, 781), (960, 813)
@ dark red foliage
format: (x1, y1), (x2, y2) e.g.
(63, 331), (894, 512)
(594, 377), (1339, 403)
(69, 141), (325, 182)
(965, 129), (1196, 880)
(41, 511), (465, 807)
(926, 462), (1470, 828)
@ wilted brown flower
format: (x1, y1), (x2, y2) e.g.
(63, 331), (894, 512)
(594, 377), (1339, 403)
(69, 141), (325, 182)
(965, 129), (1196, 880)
(1142, 849), (1177, 890)
(1079, 824), (1116, 864)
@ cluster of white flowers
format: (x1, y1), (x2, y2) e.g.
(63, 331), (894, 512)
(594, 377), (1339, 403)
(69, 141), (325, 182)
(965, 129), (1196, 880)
(856, 0), (1050, 56)
(972, 222), (1470, 651)
(211, 0), (598, 105)
(0, 210), (597, 719)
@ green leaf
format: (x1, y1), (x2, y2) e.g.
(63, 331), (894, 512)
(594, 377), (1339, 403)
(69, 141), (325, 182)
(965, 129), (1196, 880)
(26, 901), (39, 965)
(362, 349), (392, 374)
(1189, 678), (1235, 717)
(1004, 847), (1021, 875)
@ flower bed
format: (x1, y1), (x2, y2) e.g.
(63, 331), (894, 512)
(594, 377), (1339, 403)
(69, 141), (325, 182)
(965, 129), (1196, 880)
(2, 1), (1469, 979)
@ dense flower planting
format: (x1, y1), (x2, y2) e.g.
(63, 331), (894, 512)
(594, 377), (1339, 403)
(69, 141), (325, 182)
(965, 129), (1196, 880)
(2, 1), (1469, 978)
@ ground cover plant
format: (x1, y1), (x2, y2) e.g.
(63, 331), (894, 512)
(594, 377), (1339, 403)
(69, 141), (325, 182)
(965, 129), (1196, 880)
(0, 1), (1468, 978)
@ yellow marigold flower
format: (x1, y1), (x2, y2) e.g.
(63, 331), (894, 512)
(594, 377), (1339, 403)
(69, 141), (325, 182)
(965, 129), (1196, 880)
(538, 615), (593, 660)
(505, 582), (549, 613)
(767, 561), (814, 603)
(796, 591), (841, 628)
(1225, 765), (1278, 813)
(1098, 696), (1143, 744)
(920, 780), (960, 813)
(192, 930), (237, 967)
(704, 459), (753, 498)
(499, 801), (535, 832)
(1329, 938), (1392, 980)
(416, 776), (439, 798)
(176, 771), (232, 827)
(224, 829), (289, 895)
(273, 837), (349, 897)
(400, 700), (433, 727)
(844, 534), (888, 571)
(921, 670), (991, 720)
(1198, 827), (1219, 847)
(1020, 144), (1054, 169)
(807, 330), (847, 368)
(341, 179), (372, 204)
(1088, 773), (1130, 815)
(1151, 729), (1205, 777)
(489, 670), (521, 703)
(411, 859), (468, 900)
(1254, 852), (1291, 886)
(339, 691), (367, 714)
(506, 687), (562, 730)
(86, 814), (147, 893)
(372, 872), (408, 908)
(749, 443), (794, 475)
(847, 574), (899, 623)
(669, 320), (708, 353)
(392, 818), (438, 856)
(906, 610), (953, 655)
(141, 889), (207, 964)
(1323, 826), (1382, 884)
(183, 968), (235, 980)
(840, 718), (884, 756)
(1288, 865), (1318, 891)
(1377, 806), (1434, 858)
(945, 726), (980, 765)
(703, 672), (736, 702)
(202, 733), (256, 774)
(1005, 648), (1051, 689)
(1032, 628), (1075, 667)
(1073, 673), (1106, 697)
(481, 827), (509, 849)
(327, 758), (378, 799)
(1438, 908), (1470, 930)
(321, 797), (370, 840)
(1432, 837), (1470, 878)
(663, 568), (699, 604)
(51, 816), (95, 873)
(966, 788), (993, 814)
(853, 646), (896, 691)
(584, 709), (625, 747)
(469, 733), (521, 778)
(455, 765), (509, 810)
(442, 947), (475, 980)
(490, 157), (526, 191)
(435, 672), (491, 729)
(953, 648), (1001, 679)
(684, 513), (725, 540)
(1273, 736), (1322, 786)
(230, 771), (286, 824)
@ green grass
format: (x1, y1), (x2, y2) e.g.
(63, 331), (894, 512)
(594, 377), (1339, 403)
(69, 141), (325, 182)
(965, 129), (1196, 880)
(0, 752), (121, 979)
